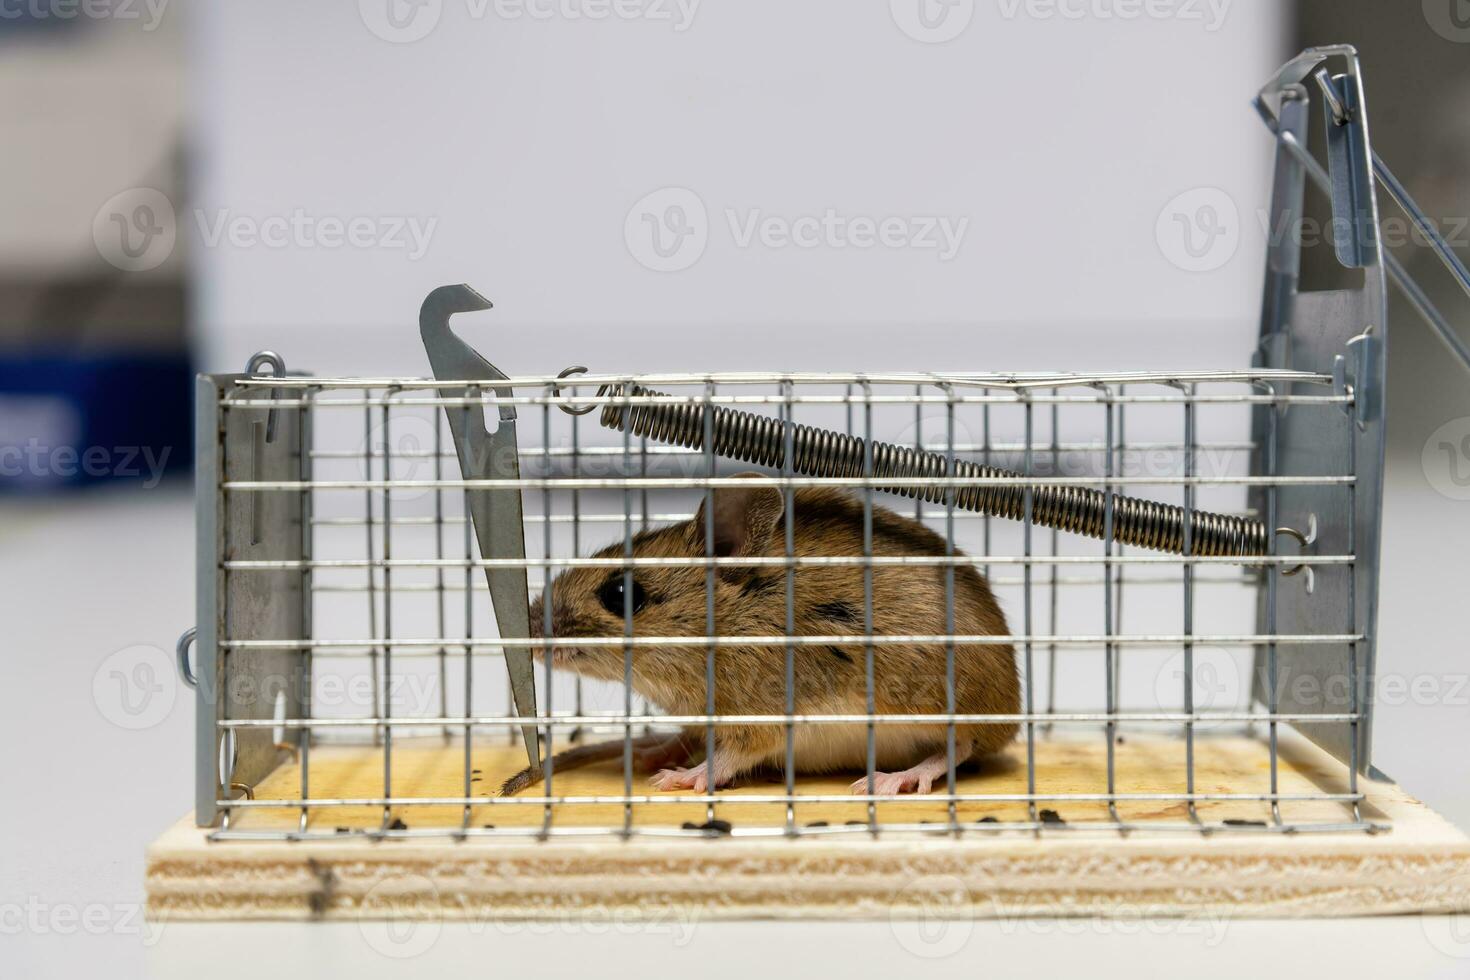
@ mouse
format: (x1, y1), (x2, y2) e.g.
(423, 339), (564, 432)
(500, 473), (1020, 797)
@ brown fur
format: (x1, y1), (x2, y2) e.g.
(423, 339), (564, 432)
(507, 480), (1020, 794)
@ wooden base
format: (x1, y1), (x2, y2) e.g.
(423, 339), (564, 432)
(146, 729), (1470, 920)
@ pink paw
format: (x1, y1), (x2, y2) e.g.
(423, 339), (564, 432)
(650, 763), (708, 792)
(849, 770), (937, 796)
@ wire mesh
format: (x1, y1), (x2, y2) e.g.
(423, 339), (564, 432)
(204, 370), (1375, 840)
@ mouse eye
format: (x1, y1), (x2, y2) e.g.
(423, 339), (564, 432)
(597, 576), (647, 617)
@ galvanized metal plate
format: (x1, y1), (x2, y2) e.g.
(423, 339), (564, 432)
(195, 373), (308, 825)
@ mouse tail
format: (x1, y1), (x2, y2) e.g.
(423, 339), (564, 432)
(498, 736), (671, 796)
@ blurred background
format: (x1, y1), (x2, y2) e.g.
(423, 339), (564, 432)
(3, 1), (1470, 977)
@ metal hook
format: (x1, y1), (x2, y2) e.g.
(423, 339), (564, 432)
(553, 365), (598, 416)
(1312, 68), (1349, 126)
(245, 350), (284, 376)
(1276, 525), (1309, 576)
(246, 350), (286, 443)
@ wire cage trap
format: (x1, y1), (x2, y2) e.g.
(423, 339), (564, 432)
(153, 45), (1470, 919)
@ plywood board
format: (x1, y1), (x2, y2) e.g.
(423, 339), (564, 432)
(147, 729), (1470, 920)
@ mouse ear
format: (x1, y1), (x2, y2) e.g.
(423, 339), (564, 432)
(693, 472), (784, 581)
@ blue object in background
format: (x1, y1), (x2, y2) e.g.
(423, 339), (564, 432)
(0, 352), (193, 492)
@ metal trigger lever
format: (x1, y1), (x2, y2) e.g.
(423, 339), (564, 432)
(420, 284), (540, 769)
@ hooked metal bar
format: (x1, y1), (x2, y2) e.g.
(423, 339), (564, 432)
(420, 284), (540, 769)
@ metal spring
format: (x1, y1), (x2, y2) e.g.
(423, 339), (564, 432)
(598, 384), (1269, 557)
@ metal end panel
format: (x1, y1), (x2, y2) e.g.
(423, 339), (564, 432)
(1252, 47), (1387, 774)
(1253, 291), (1384, 773)
(195, 373), (307, 825)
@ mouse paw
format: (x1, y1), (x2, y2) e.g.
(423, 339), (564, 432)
(650, 762), (708, 793)
(849, 771), (916, 796)
(849, 765), (944, 796)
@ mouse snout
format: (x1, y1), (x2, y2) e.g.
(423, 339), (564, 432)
(528, 588), (600, 671)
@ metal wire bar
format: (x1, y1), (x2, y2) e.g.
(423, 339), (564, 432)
(222, 632), (1363, 650)
(1181, 384), (1199, 827)
(309, 439), (1259, 461)
(461, 389), (477, 823)
(380, 390), (398, 830)
(303, 570), (1259, 593)
(543, 395), (557, 837)
(219, 712), (1367, 728)
(209, 817), (1385, 841)
(225, 554), (1354, 570)
(1102, 389), (1120, 826)
(434, 403), (450, 739)
(222, 391), (1349, 410)
(298, 387), (316, 832)
(223, 790), (1368, 807)
(862, 382), (877, 828)
(1023, 394), (1037, 828)
(782, 380), (797, 833)
(229, 368), (1335, 390)
(223, 475), (1356, 493)
(944, 383), (958, 830)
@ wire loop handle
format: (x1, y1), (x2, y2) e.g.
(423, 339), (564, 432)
(177, 626), (198, 688)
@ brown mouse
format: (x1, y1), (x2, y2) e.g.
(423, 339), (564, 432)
(501, 474), (1019, 797)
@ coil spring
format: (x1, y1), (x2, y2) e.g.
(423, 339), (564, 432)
(598, 383), (1269, 557)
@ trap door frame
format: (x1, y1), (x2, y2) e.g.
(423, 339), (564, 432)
(1250, 46), (1387, 775)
